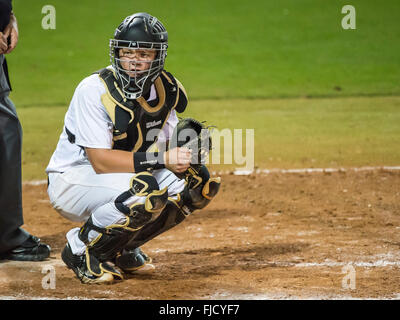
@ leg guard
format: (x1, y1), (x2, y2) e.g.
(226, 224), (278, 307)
(124, 199), (186, 249)
(125, 166), (221, 249)
(78, 172), (168, 263)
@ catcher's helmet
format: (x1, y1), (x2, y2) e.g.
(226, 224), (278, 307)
(110, 12), (168, 99)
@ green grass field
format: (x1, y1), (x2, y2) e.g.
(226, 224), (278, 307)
(5, 0), (400, 180)
(19, 96), (400, 180)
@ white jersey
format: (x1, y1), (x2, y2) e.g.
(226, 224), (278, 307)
(46, 70), (178, 174)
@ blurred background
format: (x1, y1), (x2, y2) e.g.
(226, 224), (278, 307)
(7, 0), (400, 180)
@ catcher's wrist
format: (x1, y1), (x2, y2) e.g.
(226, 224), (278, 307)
(133, 152), (165, 172)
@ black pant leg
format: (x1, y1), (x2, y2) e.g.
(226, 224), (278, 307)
(0, 96), (29, 253)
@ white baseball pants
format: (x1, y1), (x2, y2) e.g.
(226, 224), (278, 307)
(47, 164), (185, 255)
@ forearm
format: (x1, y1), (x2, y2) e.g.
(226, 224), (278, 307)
(86, 148), (134, 174)
(86, 148), (166, 174)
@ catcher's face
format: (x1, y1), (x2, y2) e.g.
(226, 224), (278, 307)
(118, 48), (157, 77)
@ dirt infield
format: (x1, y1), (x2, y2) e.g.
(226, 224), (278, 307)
(1, 170), (400, 299)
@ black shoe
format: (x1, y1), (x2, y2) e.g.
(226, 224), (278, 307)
(61, 243), (122, 284)
(0, 235), (51, 261)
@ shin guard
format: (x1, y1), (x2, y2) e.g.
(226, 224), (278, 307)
(125, 166), (221, 249)
(78, 172), (168, 263)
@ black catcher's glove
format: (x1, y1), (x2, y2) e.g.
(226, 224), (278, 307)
(168, 118), (213, 182)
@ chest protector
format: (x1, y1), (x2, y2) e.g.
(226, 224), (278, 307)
(95, 68), (188, 152)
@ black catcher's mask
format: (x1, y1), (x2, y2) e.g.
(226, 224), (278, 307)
(110, 12), (168, 99)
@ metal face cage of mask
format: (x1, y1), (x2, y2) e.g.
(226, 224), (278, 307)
(110, 39), (168, 99)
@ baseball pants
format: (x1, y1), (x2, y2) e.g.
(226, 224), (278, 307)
(47, 164), (185, 255)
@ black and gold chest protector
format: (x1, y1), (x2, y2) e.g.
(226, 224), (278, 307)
(95, 68), (188, 152)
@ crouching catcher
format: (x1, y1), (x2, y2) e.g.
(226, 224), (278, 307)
(46, 12), (220, 284)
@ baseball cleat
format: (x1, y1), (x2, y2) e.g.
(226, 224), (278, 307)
(61, 243), (122, 284)
(115, 247), (155, 274)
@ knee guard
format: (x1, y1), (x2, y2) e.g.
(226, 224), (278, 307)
(115, 172), (169, 225)
(78, 172), (168, 262)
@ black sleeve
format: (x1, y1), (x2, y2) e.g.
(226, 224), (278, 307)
(0, 0), (12, 32)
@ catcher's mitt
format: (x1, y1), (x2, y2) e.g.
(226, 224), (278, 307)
(168, 118), (213, 180)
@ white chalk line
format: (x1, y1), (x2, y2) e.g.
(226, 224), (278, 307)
(295, 260), (400, 268)
(251, 259), (400, 269)
(1, 257), (399, 271)
(231, 165), (400, 176)
(24, 180), (48, 186)
(22, 165), (400, 186)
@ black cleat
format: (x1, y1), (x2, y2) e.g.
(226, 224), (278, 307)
(61, 243), (122, 284)
(0, 235), (51, 261)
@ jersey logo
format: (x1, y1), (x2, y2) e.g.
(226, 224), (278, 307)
(146, 120), (162, 129)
